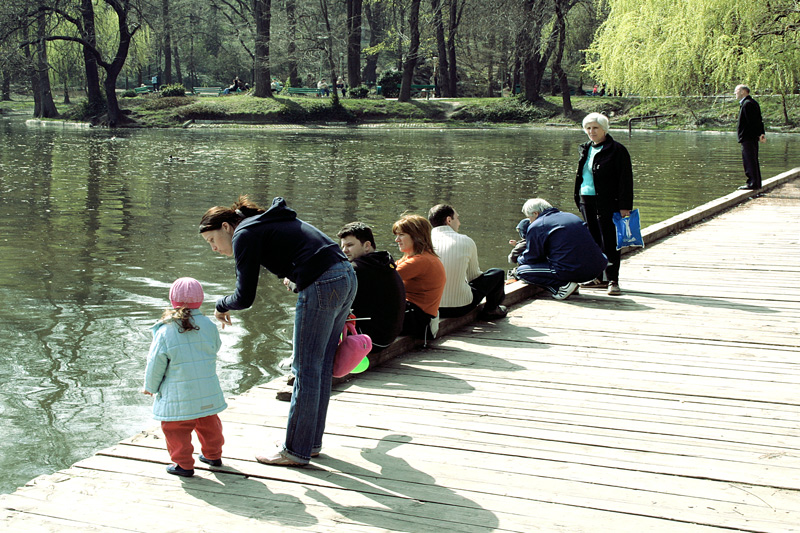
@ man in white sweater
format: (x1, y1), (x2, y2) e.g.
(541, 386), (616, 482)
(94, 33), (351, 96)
(429, 204), (507, 320)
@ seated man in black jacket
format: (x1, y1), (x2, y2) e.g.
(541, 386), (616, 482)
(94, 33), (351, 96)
(337, 222), (406, 351)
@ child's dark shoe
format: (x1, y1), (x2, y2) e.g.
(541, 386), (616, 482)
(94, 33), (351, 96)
(166, 463), (194, 477)
(199, 455), (222, 467)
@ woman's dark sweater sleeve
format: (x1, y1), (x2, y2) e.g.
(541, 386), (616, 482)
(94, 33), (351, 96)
(216, 230), (262, 313)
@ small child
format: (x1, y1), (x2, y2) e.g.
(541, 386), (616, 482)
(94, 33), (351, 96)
(143, 277), (227, 478)
(508, 218), (530, 265)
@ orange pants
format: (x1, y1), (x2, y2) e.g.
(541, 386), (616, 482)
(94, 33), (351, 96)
(161, 414), (224, 470)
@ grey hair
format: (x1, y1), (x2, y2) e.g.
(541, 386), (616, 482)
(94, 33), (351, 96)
(735, 84), (750, 94)
(582, 112), (610, 132)
(522, 198), (552, 217)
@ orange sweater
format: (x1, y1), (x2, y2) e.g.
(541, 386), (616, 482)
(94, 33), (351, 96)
(396, 252), (446, 316)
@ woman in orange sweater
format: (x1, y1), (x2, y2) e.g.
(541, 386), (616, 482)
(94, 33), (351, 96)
(392, 214), (446, 339)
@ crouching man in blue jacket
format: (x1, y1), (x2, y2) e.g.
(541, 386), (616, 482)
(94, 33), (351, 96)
(515, 198), (608, 301)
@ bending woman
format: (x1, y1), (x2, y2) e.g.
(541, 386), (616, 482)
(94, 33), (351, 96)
(199, 196), (356, 466)
(392, 214), (446, 339)
(574, 112), (634, 296)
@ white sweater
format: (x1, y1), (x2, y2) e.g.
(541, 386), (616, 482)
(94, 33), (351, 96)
(431, 225), (483, 308)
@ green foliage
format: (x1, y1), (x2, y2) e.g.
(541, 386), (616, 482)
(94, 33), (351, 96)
(61, 98), (107, 120)
(122, 89), (137, 98)
(586, 0), (800, 96)
(347, 85), (371, 99)
(161, 84), (187, 97)
(377, 71), (403, 98)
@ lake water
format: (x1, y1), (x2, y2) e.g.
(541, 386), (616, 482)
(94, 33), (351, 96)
(1, 116), (797, 494)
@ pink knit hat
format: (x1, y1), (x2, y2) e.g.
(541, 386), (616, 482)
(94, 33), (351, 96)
(169, 277), (204, 309)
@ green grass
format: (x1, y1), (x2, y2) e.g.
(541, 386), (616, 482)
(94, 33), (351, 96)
(8, 91), (799, 131)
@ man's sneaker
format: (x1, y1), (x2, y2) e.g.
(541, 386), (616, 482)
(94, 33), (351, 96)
(580, 278), (608, 289)
(199, 455), (223, 467)
(552, 282), (579, 300)
(607, 281), (621, 296)
(480, 305), (508, 320)
(166, 463), (194, 477)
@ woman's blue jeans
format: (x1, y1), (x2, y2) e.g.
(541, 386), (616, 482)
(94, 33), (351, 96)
(282, 261), (357, 463)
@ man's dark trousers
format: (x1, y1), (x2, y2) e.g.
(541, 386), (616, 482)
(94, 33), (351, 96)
(740, 139), (762, 189)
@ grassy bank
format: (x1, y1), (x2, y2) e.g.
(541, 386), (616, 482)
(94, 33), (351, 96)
(7, 91), (800, 131)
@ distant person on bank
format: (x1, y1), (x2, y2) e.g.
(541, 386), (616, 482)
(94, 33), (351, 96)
(516, 198), (608, 301)
(392, 214), (446, 340)
(574, 112), (634, 296)
(142, 277), (226, 478)
(734, 84), (766, 191)
(337, 222), (406, 351)
(428, 204), (507, 320)
(199, 196), (356, 467)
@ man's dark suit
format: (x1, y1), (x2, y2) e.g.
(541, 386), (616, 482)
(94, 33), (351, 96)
(737, 94), (765, 189)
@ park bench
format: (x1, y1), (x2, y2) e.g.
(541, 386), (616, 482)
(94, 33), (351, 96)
(133, 86), (151, 95)
(287, 87), (321, 96)
(191, 87), (223, 96)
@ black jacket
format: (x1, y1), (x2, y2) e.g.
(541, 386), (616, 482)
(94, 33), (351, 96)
(351, 251), (406, 348)
(737, 95), (765, 142)
(574, 133), (634, 213)
(216, 197), (346, 313)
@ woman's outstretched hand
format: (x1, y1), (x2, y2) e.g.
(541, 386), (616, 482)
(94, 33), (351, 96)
(215, 310), (232, 329)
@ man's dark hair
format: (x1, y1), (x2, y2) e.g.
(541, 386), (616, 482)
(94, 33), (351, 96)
(337, 221), (376, 249)
(428, 204), (455, 228)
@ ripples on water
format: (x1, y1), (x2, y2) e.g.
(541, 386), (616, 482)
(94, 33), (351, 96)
(0, 118), (797, 494)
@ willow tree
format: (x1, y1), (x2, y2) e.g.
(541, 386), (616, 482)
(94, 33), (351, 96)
(586, 0), (800, 119)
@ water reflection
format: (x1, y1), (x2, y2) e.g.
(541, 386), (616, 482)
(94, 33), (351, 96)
(0, 118), (797, 494)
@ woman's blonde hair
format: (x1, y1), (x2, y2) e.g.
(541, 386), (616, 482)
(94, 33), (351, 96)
(160, 307), (200, 333)
(392, 214), (437, 257)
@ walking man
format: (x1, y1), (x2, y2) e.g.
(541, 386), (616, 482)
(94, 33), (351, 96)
(735, 84), (766, 190)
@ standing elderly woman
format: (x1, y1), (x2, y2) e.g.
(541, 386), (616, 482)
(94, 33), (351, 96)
(574, 112), (634, 295)
(199, 196), (356, 466)
(392, 214), (446, 339)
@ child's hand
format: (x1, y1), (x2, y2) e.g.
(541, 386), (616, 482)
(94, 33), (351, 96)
(509, 239), (518, 246)
(141, 388), (153, 396)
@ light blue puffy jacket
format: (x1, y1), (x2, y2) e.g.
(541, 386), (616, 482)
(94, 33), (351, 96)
(143, 310), (227, 422)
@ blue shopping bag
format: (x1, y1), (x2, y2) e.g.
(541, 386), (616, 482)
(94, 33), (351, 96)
(612, 209), (644, 250)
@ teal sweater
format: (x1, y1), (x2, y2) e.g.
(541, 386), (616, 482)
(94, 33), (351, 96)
(143, 310), (227, 421)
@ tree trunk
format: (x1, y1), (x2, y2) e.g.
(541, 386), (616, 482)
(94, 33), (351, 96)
(398, 0), (421, 102)
(81, 0), (103, 114)
(63, 79), (70, 104)
(518, 0), (557, 102)
(362, 2), (384, 85)
(346, 0), (362, 88)
(162, 0), (172, 85)
(2, 71), (11, 101)
(36, 10), (59, 119)
(487, 32), (495, 97)
(99, 0), (138, 126)
(431, 0), (450, 97)
(285, 0), (301, 87)
(253, 0), (273, 98)
(319, 0), (339, 105)
(782, 92), (789, 125)
(173, 42), (183, 86)
(553, 1), (572, 115)
(25, 41), (42, 117)
(446, 0), (462, 96)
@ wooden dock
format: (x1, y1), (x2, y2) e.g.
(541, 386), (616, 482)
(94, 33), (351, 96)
(2, 180), (800, 532)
